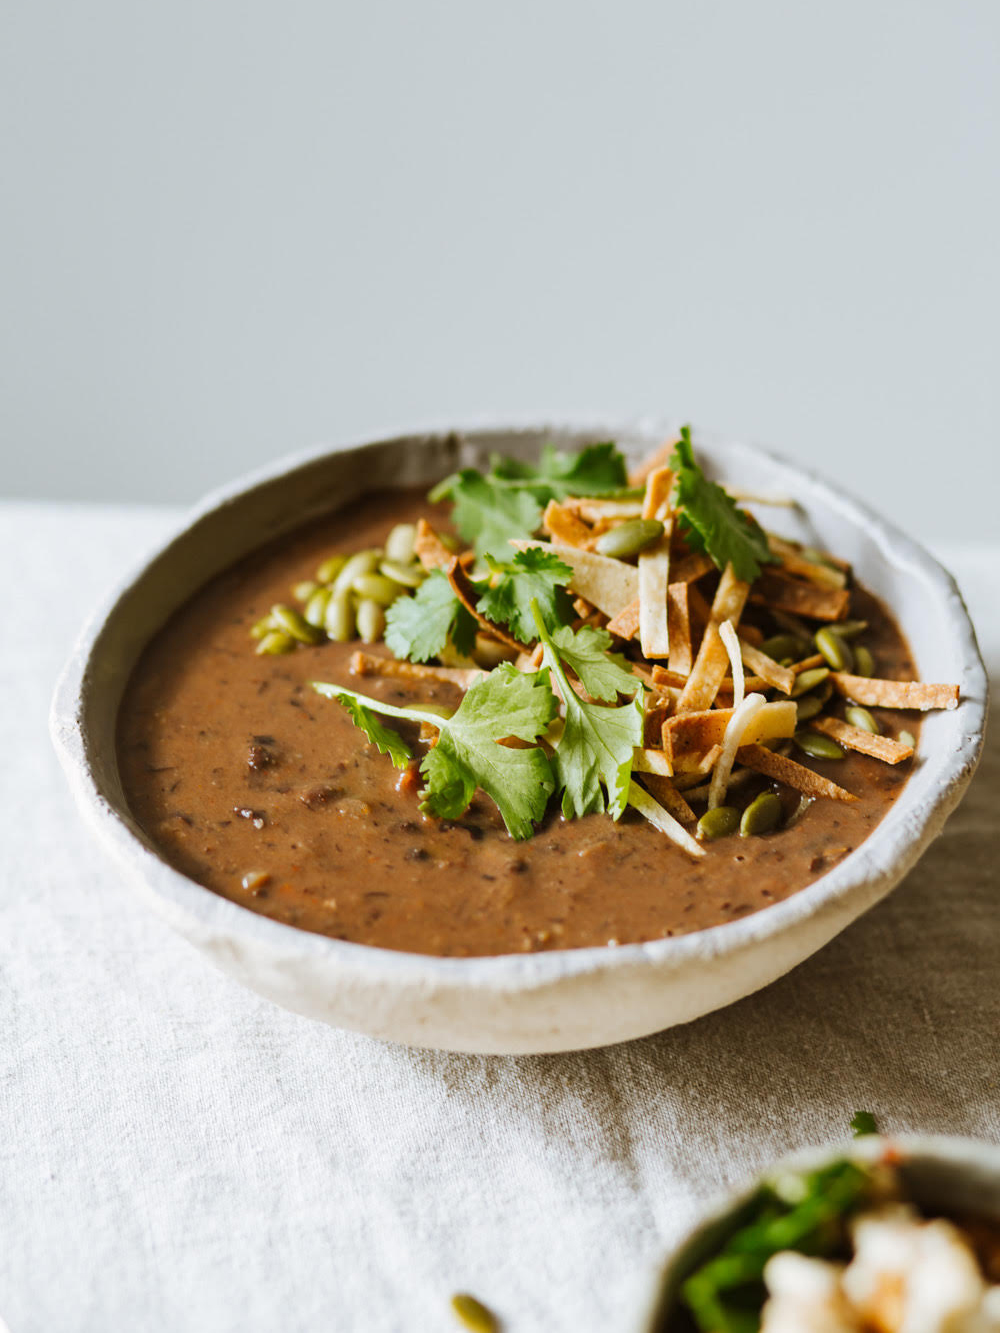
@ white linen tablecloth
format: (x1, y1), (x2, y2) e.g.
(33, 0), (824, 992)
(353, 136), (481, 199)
(1, 501), (997, 1333)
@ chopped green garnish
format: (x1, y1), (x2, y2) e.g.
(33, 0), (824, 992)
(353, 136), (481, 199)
(476, 548), (575, 642)
(851, 1110), (878, 1138)
(532, 603), (643, 820)
(311, 666), (557, 840)
(384, 569), (478, 663)
(543, 622), (639, 702)
(670, 426), (777, 583)
(430, 442), (630, 559)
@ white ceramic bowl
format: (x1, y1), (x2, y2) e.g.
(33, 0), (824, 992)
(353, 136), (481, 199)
(642, 1134), (1000, 1330)
(50, 420), (987, 1054)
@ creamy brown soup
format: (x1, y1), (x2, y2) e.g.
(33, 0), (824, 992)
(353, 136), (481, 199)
(117, 489), (920, 957)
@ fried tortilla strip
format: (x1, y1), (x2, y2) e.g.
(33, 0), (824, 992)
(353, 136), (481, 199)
(446, 557), (527, 654)
(672, 743), (724, 774)
(510, 540), (637, 616)
(636, 466), (674, 658)
(627, 780), (705, 858)
(791, 654), (826, 674)
(750, 570), (850, 622)
(738, 637), (795, 695)
(662, 700), (797, 767)
(542, 500), (596, 550)
(633, 748), (673, 777)
(414, 519), (454, 571)
(641, 465), (675, 521)
(564, 497), (644, 523)
(830, 674), (960, 712)
(629, 438), (678, 488)
(767, 535), (848, 590)
(669, 552), (716, 584)
(606, 598), (641, 640)
(667, 583), (692, 676)
(636, 774), (697, 826)
(677, 564), (751, 712)
(572, 595), (595, 618)
(350, 651), (484, 690)
(810, 716), (915, 763)
(736, 742), (857, 801)
(715, 674), (770, 699)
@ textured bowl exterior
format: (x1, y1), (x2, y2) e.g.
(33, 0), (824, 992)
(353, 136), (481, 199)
(50, 420), (988, 1054)
(641, 1134), (1000, 1329)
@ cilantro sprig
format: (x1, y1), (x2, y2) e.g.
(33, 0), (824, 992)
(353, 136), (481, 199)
(311, 667), (557, 840)
(430, 442), (632, 559)
(532, 603), (643, 820)
(670, 426), (777, 583)
(384, 569), (478, 664)
(476, 549), (574, 642)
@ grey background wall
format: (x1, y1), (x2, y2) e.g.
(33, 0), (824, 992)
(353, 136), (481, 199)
(4, 1), (998, 539)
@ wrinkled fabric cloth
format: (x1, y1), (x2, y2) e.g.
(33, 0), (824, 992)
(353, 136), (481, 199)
(1, 502), (996, 1333)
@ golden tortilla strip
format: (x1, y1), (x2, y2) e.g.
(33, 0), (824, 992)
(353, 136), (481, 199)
(651, 665), (688, 690)
(830, 674), (960, 712)
(791, 654), (825, 674)
(767, 535), (848, 590)
(414, 519), (454, 571)
(662, 700), (797, 766)
(750, 570), (850, 622)
(714, 674), (771, 699)
(810, 716), (914, 762)
(667, 583), (692, 676)
(572, 595), (595, 619)
(672, 743), (724, 775)
(636, 773), (697, 826)
(446, 558), (527, 654)
(542, 500), (596, 550)
(510, 540), (638, 616)
(669, 552), (716, 585)
(350, 651), (484, 690)
(641, 465), (674, 521)
(677, 564), (751, 712)
(738, 637), (795, 695)
(629, 438), (678, 488)
(633, 747), (673, 777)
(563, 496), (644, 523)
(736, 742), (857, 801)
(606, 598), (641, 640)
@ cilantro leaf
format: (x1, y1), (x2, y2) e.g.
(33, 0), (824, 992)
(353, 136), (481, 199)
(670, 425), (777, 583)
(430, 442), (631, 559)
(476, 549), (575, 641)
(311, 666), (557, 840)
(533, 604), (643, 820)
(851, 1110), (878, 1138)
(332, 692), (415, 768)
(384, 569), (478, 663)
(546, 623), (641, 702)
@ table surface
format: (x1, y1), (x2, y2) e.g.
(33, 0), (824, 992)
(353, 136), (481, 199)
(2, 501), (997, 1333)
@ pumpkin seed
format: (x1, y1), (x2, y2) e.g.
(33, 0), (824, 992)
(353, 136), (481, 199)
(324, 589), (356, 642)
(814, 627), (854, 672)
(271, 603), (324, 644)
(760, 633), (810, 662)
(351, 572), (405, 606)
(595, 518), (664, 559)
(249, 614), (278, 640)
(293, 579), (320, 603)
(384, 522), (417, 565)
(356, 598), (386, 643)
(450, 1293), (498, 1333)
(740, 792), (783, 837)
(899, 729), (916, 749)
(845, 705), (880, 734)
(315, 554), (347, 584)
(255, 629), (295, 656)
(794, 730), (846, 761)
(791, 666), (830, 698)
(853, 644), (875, 678)
(697, 806), (740, 841)
(379, 558), (427, 588)
(304, 587), (332, 628)
(795, 693), (826, 723)
(331, 550), (381, 595)
(833, 619), (868, 640)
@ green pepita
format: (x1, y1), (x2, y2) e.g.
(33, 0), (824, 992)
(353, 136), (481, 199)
(899, 729), (916, 749)
(379, 559), (427, 588)
(814, 627), (854, 673)
(271, 603), (324, 645)
(794, 730), (846, 761)
(255, 629), (295, 656)
(853, 645), (875, 678)
(384, 523), (417, 565)
(833, 619), (868, 640)
(791, 666), (831, 698)
(249, 613), (278, 640)
(740, 792), (783, 837)
(595, 518), (664, 560)
(795, 693), (826, 723)
(331, 550), (381, 595)
(845, 705), (880, 735)
(351, 572), (405, 606)
(303, 587), (333, 628)
(760, 633), (810, 663)
(315, 554), (347, 584)
(697, 806), (740, 841)
(356, 598), (386, 643)
(292, 579), (320, 603)
(324, 589), (356, 642)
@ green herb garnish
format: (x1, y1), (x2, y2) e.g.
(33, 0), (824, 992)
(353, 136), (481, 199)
(384, 569), (478, 663)
(532, 603), (643, 820)
(670, 426), (777, 583)
(430, 442), (630, 559)
(312, 666), (557, 840)
(850, 1109), (878, 1138)
(476, 548), (575, 642)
